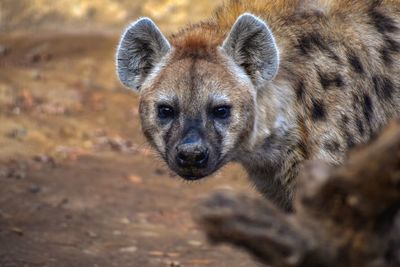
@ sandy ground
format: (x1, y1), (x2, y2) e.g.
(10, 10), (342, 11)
(0, 31), (258, 266)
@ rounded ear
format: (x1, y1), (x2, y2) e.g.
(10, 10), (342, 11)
(116, 18), (170, 91)
(222, 13), (279, 86)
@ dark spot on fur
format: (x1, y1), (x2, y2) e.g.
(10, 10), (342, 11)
(341, 114), (349, 124)
(346, 134), (356, 149)
(380, 35), (400, 65)
(324, 140), (340, 153)
(296, 33), (340, 61)
(380, 46), (392, 65)
(298, 140), (309, 159)
(362, 93), (374, 123)
(356, 117), (365, 136)
(347, 52), (365, 74)
(296, 33), (317, 54)
(318, 71), (345, 90)
(372, 75), (394, 99)
(385, 36), (400, 52)
(334, 75), (345, 87)
(291, 10), (326, 22)
(369, 9), (398, 34)
(311, 99), (326, 121)
(363, 94), (373, 113)
(318, 71), (331, 89)
(296, 80), (306, 101)
(339, 114), (356, 149)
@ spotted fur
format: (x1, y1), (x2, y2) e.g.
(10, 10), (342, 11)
(116, 0), (400, 209)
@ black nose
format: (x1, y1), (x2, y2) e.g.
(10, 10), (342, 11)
(176, 145), (209, 168)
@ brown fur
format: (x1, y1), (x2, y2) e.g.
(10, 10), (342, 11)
(119, 0), (400, 209)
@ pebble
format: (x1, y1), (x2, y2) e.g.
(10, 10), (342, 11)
(148, 251), (165, 257)
(33, 154), (56, 167)
(0, 169), (7, 178)
(166, 252), (180, 258)
(113, 230), (122, 236)
(166, 260), (181, 267)
(128, 175), (142, 184)
(188, 240), (203, 247)
(119, 246), (137, 253)
(31, 70), (41, 80)
(9, 170), (26, 180)
(86, 231), (98, 238)
(0, 45), (9, 56)
(29, 185), (42, 194)
(120, 217), (131, 224)
(11, 227), (24, 236)
(6, 127), (28, 139)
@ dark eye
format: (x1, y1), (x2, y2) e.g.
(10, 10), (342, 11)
(158, 105), (175, 120)
(212, 105), (231, 119)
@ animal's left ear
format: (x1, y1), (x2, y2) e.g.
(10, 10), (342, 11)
(222, 13), (279, 86)
(116, 18), (170, 91)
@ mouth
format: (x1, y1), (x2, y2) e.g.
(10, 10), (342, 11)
(168, 156), (228, 181)
(174, 168), (212, 181)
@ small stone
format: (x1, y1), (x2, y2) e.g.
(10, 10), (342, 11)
(11, 227), (24, 236)
(27, 52), (52, 63)
(10, 170), (26, 180)
(148, 251), (165, 257)
(128, 175), (142, 184)
(120, 217), (130, 224)
(83, 249), (95, 255)
(29, 185), (41, 194)
(140, 231), (159, 237)
(0, 45), (9, 56)
(0, 169), (7, 178)
(57, 198), (69, 207)
(87, 231), (98, 238)
(166, 252), (180, 258)
(187, 240), (202, 247)
(33, 154), (51, 163)
(119, 246), (137, 253)
(166, 260), (181, 267)
(12, 107), (21, 115)
(113, 230), (122, 236)
(31, 70), (41, 80)
(186, 259), (212, 265)
(6, 127), (28, 139)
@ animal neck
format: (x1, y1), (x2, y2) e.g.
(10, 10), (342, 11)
(234, 78), (301, 170)
(258, 80), (297, 146)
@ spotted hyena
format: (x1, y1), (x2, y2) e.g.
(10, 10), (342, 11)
(116, 0), (400, 209)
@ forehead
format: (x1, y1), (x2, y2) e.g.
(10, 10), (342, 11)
(148, 55), (237, 105)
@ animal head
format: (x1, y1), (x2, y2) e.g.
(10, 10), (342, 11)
(116, 13), (279, 180)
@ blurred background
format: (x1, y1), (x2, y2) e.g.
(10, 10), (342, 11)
(0, 1), (258, 267)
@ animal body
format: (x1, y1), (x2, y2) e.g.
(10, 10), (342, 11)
(116, 0), (400, 209)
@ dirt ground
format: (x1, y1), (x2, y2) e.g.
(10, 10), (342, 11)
(0, 31), (259, 267)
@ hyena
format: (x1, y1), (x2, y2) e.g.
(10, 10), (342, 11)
(116, 0), (400, 209)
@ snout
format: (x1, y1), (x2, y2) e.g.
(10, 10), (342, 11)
(168, 128), (217, 180)
(176, 143), (209, 168)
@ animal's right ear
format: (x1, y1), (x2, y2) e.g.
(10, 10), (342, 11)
(116, 18), (170, 91)
(222, 13), (279, 86)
